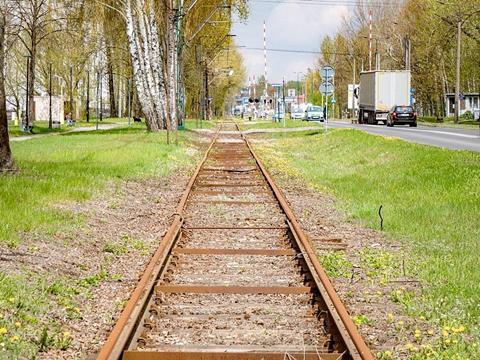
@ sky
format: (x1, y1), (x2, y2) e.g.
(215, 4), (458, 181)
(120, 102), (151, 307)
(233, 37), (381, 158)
(232, 1), (349, 84)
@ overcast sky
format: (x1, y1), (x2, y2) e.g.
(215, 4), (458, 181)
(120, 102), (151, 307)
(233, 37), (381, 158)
(232, 2), (349, 84)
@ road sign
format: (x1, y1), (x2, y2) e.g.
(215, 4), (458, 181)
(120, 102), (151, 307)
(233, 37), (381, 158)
(321, 65), (335, 80)
(331, 97), (336, 104)
(319, 81), (334, 96)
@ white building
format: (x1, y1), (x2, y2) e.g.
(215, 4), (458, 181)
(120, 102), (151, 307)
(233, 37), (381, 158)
(444, 92), (480, 118)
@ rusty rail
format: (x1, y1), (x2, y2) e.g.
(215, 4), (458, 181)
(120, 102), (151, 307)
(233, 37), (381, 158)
(241, 127), (374, 360)
(97, 128), (221, 360)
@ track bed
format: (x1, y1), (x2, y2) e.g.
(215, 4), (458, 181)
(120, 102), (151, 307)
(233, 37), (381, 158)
(98, 122), (373, 360)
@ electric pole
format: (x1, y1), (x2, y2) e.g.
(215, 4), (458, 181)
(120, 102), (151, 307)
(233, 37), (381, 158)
(69, 65), (73, 120)
(86, 70), (90, 123)
(454, 20), (461, 124)
(49, 62), (52, 129)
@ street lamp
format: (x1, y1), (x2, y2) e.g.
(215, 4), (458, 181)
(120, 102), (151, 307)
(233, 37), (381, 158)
(293, 71), (303, 105)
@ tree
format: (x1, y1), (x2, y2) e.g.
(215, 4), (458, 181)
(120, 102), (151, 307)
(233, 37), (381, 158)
(12, 0), (67, 127)
(0, 1), (14, 172)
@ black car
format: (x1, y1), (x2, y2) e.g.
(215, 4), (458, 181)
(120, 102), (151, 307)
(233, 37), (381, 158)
(386, 105), (417, 127)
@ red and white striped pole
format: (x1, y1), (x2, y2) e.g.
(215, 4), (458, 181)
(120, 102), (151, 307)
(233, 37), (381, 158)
(263, 20), (268, 98)
(368, 9), (372, 71)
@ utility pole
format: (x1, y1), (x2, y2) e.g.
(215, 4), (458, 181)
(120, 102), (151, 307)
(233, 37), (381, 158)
(404, 35), (411, 70)
(352, 57), (356, 118)
(454, 20), (461, 124)
(86, 70), (90, 123)
(48, 62), (52, 129)
(369, 9), (373, 71)
(25, 56), (30, 131)
(69, 65), (73, 120)
(296, 72), (300, 105)
(205, 65), (209, 121)
(127, 78), (132, 126)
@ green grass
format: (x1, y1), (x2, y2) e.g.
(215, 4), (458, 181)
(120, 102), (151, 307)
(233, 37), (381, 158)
(254, 129), (480, 357)
(8, 121), (68, 137)
(184, 119), (216, 130)
(8, 118), (128, 137)
(418, 116), (479, 129)
(240, 118), (321, 130)
(1, 124), (193, 245)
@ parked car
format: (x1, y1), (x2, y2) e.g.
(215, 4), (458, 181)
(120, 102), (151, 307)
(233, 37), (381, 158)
(386, 105), (417, 127)
(291, 110), (304, 119)
(304, 105), (324, 121)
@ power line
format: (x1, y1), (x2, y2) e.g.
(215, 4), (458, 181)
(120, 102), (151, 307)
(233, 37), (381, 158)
(239, 46), (351, 56)
(250, 0), (403, 7)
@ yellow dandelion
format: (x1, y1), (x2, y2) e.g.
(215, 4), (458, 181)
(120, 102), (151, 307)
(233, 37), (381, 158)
(0, 328), (7, 335)
(63, 331), (71, 338)
(452, 339), (459, 344)
(444, 338), (451, 345)
(397, 320), (404, 326)
(387, 313), (394, 322)
(8, 297), (15, 303)
(405, 343), (414, 350)
(443, 326), (451, 332)
(442, 330), (449, 337)
(10, 335), (19, 342)
(384, 350), (392, 358)
(74, 307), (81, 313)
(427, 329), (434, 335)
(419, 316), (425, 320)
(14, 322), (21, 328)
(453, 326), (465, 333)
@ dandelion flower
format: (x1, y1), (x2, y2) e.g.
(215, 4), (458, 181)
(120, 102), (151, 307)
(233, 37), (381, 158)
(10, 335), (19, 342)
(0, 328), (7, 335)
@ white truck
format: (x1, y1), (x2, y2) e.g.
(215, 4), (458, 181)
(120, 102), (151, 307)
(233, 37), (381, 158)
(357, 70), (411, 124)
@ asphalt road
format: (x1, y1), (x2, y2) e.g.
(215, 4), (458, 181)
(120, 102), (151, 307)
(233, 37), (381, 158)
(326, 121), (480, 152)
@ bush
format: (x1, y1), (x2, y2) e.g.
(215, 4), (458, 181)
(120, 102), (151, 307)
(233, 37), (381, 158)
(460, 110), (473, 120)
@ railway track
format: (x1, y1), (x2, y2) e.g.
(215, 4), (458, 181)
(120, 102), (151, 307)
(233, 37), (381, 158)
(97, 121), (373, 360)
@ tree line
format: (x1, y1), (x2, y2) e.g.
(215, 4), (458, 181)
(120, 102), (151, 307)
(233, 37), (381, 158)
(307, 0), (479, 119)
(0, 0), (247, 172)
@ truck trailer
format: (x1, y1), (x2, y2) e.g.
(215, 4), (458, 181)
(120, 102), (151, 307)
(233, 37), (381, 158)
(358, 70), (411, 124)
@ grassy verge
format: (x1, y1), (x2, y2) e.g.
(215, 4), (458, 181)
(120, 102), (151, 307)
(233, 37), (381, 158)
(8, 118), (128, 137)
(1, 124), (192, 245)
(184, 119), (216, 130)
(8, 121), (68, 137)
(239, 118), (321, 130)
(254, 129), (480, 358)
(1, 124), (197, 357)
(418, 116), (479, 129)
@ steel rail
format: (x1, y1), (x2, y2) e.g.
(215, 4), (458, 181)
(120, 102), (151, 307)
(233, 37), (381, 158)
(240, 126), (374, 360)
(97, 128), (221, 360)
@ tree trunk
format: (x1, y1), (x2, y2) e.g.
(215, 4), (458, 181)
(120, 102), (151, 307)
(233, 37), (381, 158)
(106, 45), (117, 118)
(27, 36), (36, 126)
(0, 12), (14, 171)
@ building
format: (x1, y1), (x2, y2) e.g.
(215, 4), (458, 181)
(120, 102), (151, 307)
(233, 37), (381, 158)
(34, 96), (65, 124)
(444, 92), (480, 118)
